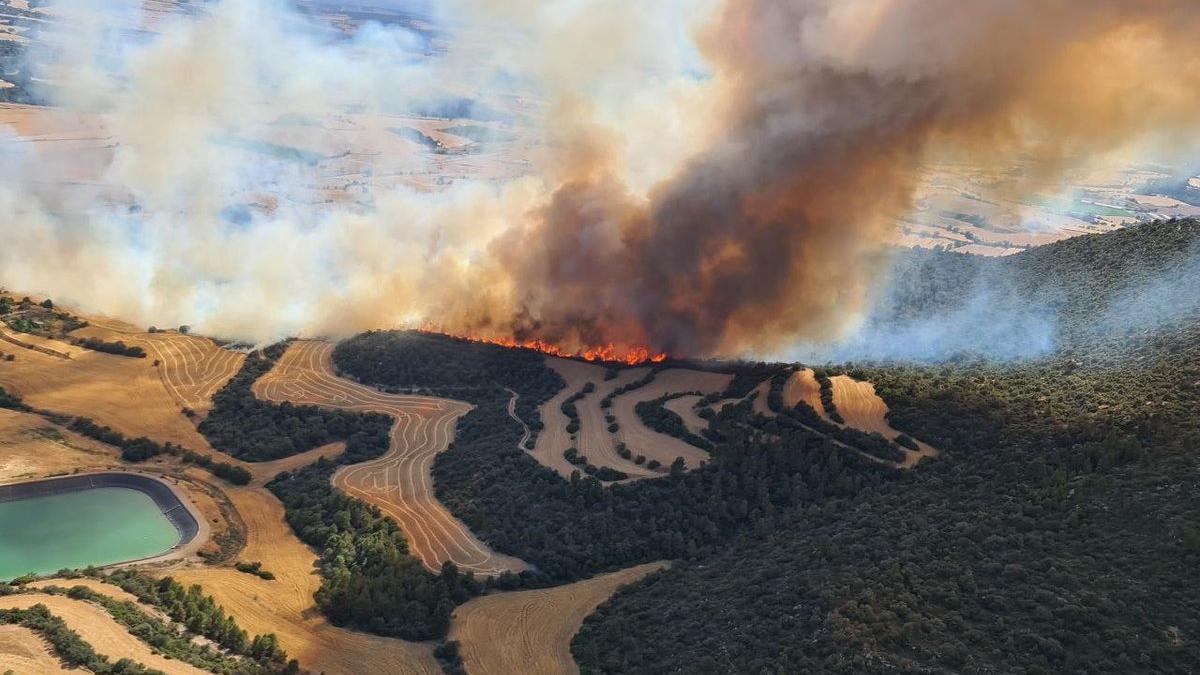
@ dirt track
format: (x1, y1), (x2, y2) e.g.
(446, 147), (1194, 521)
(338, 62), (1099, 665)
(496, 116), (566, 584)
(253, 340), (527, 576)
(450, 562), (668, 675)
(0, 594), (208, 675)
(829, 374), (938, 468)
(610, 369), (733, 470)
(0, 624), (74, 673)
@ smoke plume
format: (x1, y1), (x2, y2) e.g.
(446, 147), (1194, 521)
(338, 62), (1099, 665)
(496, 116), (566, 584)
(3, 0), (1200, 358)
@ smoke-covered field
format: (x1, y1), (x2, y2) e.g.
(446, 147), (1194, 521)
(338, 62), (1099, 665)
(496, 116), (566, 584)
(2, 0), (1200, 362)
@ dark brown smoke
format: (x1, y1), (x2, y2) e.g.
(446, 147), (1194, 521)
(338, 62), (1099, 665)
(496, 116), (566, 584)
(476, 0), (1200, 357)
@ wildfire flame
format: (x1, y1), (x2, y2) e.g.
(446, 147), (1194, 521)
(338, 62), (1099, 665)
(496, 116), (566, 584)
(431, 331), (668, 365)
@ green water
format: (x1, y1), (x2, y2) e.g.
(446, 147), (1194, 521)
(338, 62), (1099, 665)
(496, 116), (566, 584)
(0, 487), (179, 580)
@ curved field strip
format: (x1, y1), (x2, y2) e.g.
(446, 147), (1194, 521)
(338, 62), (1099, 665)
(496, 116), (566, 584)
(0, 325), (82, 359)
(26, 579), (142, 606)
(530, 358), (606, 479)
(784, 368), (828, 419)
(610, 369), (734, 470)
(450, 562), (668, 675)
(662, 394), (708, 436)
(0, 624), (74, 673)
(0, 594), (207, 675)
(574, 367), (656, 479)
(169, 484), (440, 675)
(254, 340), (527, 576)
(244, 441), (346, 486)
(142, 333), (244, 414)
(829, 375), (938, 468)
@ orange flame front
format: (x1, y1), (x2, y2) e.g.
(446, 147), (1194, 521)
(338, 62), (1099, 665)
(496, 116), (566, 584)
(431, 331), (667, 365)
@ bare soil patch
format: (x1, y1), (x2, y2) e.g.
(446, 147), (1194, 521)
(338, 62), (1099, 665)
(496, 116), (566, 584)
(450, 562), (668, 675)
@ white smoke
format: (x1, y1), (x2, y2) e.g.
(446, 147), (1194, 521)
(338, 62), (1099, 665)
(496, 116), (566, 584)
(0, 0), (719, 343)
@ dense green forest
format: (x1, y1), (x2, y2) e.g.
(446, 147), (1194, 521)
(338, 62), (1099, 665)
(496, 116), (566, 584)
(334, 333), (897, 585)
(573, 219), (1200, 673)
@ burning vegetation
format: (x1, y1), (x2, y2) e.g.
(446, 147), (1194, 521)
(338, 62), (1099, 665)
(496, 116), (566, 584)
(428, 331), (668, 366)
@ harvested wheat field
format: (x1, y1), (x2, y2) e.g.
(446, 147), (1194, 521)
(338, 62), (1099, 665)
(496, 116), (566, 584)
(530, 359), (660, 480)
(0, 623), (74, 673)
(0, 337), (214, 453)
(168, 481), (441, 675)
(72, 321), (245, 415)
(450, 562), (668, 675)
(254, 340), (527, 576)
(611, 369), (733, 470)
(0, 408), (119, 482)
(784, 368), (828, 418)
(829, 375), (938, 468)
(529, 357), (607, 478)
(574, 367), (658, 479)
(0, 594), (207, 675)
(662, 394), (708, 435)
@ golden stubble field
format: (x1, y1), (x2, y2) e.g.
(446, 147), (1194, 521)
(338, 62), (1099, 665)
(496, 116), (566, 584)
(608, 368), (733, 470)
(0, 624), (73, 674)
(829, 374), (938, 468)
(451, 562), (669, 675)
(531, 358), (733, 481)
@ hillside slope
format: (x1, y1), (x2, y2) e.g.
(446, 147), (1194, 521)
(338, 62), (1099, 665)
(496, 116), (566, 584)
(574, 219), (1200, 673)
